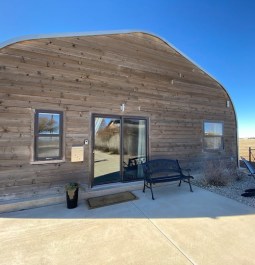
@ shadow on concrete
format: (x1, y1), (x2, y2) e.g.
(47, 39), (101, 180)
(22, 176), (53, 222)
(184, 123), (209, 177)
(1, 185), (255, 219)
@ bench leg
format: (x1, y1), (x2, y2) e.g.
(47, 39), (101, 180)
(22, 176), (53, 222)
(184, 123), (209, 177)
(188, 179), (193, 192)
(150, 183), (155, 200)
(180, 179), (194, 192)
(143, 181), (155, 200)
(178, 180), (182, 187)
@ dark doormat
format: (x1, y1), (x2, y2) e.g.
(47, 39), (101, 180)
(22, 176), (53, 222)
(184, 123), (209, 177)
(87, 191), (137, 209)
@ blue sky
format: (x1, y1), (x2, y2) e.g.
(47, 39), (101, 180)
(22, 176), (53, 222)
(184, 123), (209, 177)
(1, 0), (254, 138)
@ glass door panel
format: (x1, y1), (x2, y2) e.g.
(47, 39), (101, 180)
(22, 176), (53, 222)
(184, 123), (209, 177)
(123, 118), (147, 181)
(93, 117), (121, 185)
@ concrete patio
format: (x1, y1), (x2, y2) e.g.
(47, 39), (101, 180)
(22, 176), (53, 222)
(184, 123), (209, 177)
(1, 184), (255, 265)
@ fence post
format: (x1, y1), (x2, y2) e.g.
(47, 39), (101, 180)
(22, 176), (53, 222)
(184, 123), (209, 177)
(249, 147), (251, 162)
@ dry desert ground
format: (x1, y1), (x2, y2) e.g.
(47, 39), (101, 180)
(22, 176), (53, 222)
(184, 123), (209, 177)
(239, 138), (255, 160)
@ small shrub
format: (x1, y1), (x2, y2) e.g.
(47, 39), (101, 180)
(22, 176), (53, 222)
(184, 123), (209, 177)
(201, 159), (238, 187)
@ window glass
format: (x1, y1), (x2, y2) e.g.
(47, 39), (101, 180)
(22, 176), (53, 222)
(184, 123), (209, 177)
(204, 122), (223, 136)
(203, 122), (223, 150)
(37, 137), (60, 158)
(123, 118), (147, 181)
(38, 113), (60, 134)
(34, 110), (63, 161)
(204, 137), (222, 150)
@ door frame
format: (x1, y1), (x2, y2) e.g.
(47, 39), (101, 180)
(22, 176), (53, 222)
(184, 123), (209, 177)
(91, 113), (149, 186)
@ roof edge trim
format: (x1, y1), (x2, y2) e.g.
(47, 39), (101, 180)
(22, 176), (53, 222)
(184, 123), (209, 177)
(0, 29), (238, 160)
(0, 30), (137, 49)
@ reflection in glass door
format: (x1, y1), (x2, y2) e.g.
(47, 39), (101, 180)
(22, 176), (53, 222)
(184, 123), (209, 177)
(93, 115), (147, 186)
(93, 117), (121, 185)
(123, 118), (147, 181)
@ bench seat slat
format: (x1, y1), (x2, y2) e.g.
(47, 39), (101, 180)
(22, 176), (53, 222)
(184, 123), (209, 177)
(148, 175), (194, 184)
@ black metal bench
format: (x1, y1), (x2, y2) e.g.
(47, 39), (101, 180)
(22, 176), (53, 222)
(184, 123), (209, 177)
(142, 159), (194, 200)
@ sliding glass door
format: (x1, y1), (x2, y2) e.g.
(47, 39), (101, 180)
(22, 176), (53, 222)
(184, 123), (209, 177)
(93, 115), (147, 186)
(123, 118), (147, 181)
(93, 117), (121, 185)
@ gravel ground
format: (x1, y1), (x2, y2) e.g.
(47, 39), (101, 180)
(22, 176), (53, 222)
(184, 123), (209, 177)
(193, 173), (255, 209)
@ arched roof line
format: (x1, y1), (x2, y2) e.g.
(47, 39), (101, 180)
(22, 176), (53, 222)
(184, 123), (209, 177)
(0, 29), (238, 161)
(0, 29), (235, 104)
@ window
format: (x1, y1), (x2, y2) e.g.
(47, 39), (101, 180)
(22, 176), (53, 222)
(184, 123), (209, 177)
(203, 121), (223, 150)
(34, 110), (63, 161)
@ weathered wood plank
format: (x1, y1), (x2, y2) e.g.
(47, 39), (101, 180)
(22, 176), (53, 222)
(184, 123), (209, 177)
(0, 32), (237, 204)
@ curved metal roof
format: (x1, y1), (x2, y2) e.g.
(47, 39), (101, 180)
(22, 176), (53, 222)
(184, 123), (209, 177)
(0, 30), (238, 160)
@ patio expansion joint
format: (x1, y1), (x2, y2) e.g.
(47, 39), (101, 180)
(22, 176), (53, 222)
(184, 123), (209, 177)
(131, 201), (195, 265)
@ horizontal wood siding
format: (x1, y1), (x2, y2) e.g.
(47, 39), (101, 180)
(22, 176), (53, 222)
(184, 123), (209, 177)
(0, 32), (237, 202)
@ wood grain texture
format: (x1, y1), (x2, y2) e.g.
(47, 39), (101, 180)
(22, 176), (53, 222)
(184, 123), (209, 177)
(0, 32), (237, 202)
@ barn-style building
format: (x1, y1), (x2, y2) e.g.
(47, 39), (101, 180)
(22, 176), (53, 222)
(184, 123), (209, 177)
(0, 31), (238, 212)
